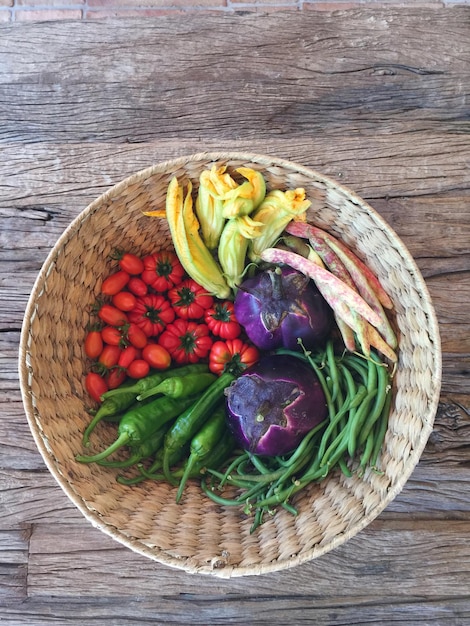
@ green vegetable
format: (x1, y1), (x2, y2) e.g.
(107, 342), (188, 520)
(96, 426), (168, 469)
(137, 372), (216, 402)
(75, 393), (200, 464)
(101, 363), (209, 400)
(161, 372), (235, 483)
(82, 378), (138, 447)
(176, 406), (228, 502)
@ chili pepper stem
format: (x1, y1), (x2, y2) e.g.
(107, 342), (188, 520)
(76, 432), (130, 463)
(175, 455), (197, 503)
(82, 409), (113, 447)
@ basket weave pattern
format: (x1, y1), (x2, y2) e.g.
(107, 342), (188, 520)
(19, 152), (441, 577)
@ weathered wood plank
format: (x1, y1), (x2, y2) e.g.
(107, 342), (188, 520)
(0, 529), (28, 602)
(1, 137), (469, 204)
(1, 596), (468, 626)
(23, 519), (470, 598)
(0, 12), (469, 146)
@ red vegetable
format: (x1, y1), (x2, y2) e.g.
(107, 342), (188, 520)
(141, 251), (185, 292)
(168, 278), (214, 320)
(158, 319), (213, 364)
(98, 344), (122, 370)
(101, 270), (130, 296)
(118, 345), (139, 369)
(84, 330), (103, 359)
(142, 343), (172, 370)
(127, 359), (150, 379)
(118, 252), (144, 276)
(128, 294), (175, 337)
(204, 301), (241, 340)
(126, 323), (148, 349)
(98, 304), (128, 327)
(209, 338), (259, 376)
(85, 371), (108, 403)
(112, 291), (137, 312)
(127, 276), (148, 297)
(106, 367), (128, 389)
(101, 326), (123, 346)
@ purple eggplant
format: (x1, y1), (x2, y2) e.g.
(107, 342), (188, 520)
(234, 266), (332, 351)
(225, 354), (327, 456)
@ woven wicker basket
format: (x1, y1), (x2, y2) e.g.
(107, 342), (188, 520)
(19, 152), (441, 577)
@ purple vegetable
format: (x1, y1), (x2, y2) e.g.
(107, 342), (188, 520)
(225, 354), (327, 456)
(234, 266), (332, 351)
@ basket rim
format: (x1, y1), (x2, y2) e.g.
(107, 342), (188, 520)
(18, 151), (442, 577)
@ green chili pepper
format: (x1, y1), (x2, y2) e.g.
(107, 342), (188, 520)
(176, 406), (228, 501)
(96, 425), (168, 469)
(143, 430), (236, 483)
(116, 443), (191, 486)
(101, 363), (209, 400)
(162, 372), (235, 484)
(137, 372), (217, 402)
(82, 378), (138, 447)
(75, 392), (200, 464)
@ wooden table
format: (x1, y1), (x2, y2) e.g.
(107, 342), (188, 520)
(1, 7), (469, 624)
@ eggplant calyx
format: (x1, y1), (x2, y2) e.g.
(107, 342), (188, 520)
(260, 268), (309, 331)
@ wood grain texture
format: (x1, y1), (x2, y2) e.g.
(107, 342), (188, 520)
(1, 7), (469, 625)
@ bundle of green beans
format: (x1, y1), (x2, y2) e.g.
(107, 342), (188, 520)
(201, 341), (393, 533)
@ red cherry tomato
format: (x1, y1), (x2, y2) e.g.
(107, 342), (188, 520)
(101, 270), (130, 296)
(119, 252), (144, 275)
(98, 304), (128, 327)
(112, 291), (137, 312)
(106, 368), (127, 390)
(118, 345), (139, 369)
(98, 344), (122, 369)
(127, 359), (150, 379)
(126, 323), (148, 349)
(85, 372), (108, 403)
(142, 343), (171, 370)
(84, 330), (103, 359)
(127, 277), (148, 297)
(101, 326), (123, 346)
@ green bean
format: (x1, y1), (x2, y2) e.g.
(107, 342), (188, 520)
(198, 341), (394, 528)
(359, 430), (376, 471)
(338, 456), (352, 478)
(370, 385), (393, 468)
(200, 478), (251, 506)
(325, 340), (342, 406)
(247, 453), (273, 476)
(358, 360), (391, 446)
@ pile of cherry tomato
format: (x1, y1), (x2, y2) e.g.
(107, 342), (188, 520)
(84, 249), (260, 403)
